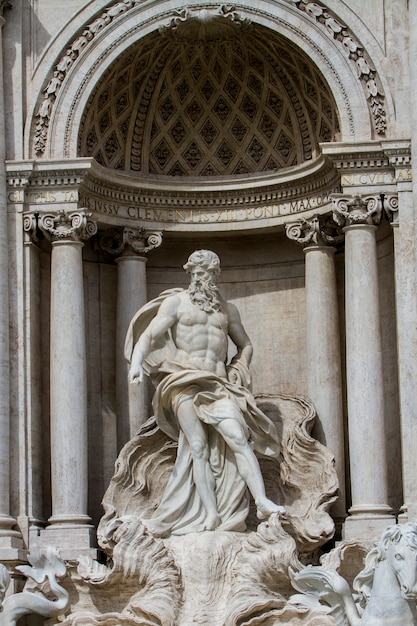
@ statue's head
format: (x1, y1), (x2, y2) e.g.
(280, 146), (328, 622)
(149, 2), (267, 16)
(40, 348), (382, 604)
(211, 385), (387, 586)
(183, 250), (221, 280)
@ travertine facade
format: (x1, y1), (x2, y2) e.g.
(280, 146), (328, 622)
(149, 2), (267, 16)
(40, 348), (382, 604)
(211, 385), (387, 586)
(0, 0), (416, 623)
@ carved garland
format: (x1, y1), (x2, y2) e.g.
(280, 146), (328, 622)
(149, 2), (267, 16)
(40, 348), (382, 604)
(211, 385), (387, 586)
(33, 0), (385, 158)
(292, 0), (386, 134)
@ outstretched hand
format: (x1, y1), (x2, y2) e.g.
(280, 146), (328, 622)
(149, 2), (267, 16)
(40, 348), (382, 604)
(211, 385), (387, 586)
(129, 364), (144, 385)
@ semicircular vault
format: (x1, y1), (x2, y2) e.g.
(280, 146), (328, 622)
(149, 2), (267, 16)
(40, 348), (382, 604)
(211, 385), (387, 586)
(78, 18), (340, 177)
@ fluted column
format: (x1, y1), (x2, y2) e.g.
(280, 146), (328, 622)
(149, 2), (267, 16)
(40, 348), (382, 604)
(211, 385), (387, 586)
(0, 1), (23, 552)
(333, 195), (393, 539)
(38, 210), (97, 554)
(286, 215), (346, 529)
(100, 228), (162, 448)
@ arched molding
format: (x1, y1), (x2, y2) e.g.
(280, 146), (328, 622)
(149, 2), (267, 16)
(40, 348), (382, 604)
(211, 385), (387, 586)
(24, 0), (395, 161)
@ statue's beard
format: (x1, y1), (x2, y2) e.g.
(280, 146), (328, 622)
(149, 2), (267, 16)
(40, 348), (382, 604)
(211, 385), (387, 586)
(188, 276), (220, 312)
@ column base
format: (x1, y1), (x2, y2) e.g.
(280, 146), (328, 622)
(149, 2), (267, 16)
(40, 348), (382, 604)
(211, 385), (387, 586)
(37, 518), (97, 560)
(398, 503), (417, 524)
(0, 514), (25, 559)
(342, 505), (395, 541)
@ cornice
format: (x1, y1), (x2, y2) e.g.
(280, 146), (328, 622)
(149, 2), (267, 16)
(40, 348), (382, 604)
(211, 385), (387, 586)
(78, 155), (339, 209)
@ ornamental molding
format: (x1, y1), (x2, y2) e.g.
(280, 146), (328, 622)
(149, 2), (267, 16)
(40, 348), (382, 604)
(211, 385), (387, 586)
(158, 6), (253, 42)
(33, 0), (375, 158)
(79, 155), (340, 210)
(292, 0), (386, 135)
(285, 214), (344, 247)
(332, 193), (383, 227)
(99, 226), (163, 256)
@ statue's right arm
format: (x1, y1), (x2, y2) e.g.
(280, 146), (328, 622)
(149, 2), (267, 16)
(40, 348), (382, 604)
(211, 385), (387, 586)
(129, 295), (180, 384)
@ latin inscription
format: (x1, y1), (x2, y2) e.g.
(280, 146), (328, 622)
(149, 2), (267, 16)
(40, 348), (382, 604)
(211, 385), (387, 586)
(76, 192), (332, 224)
(341, 170), (411, 186)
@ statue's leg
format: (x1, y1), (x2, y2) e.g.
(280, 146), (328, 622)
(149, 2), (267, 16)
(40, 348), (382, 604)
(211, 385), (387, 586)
(177, 398), (221, 530)
(215, 419), (286, 519)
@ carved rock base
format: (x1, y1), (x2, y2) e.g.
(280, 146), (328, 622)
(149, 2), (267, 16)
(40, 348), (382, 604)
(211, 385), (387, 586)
(54, 518), (335, 626)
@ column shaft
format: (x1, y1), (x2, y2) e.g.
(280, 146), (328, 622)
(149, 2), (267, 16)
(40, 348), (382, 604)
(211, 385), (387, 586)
(343, 223), (392, 537)
(304, 245), (345, 523)
(116, 255), (148, 445)
(49, 240), (90, 525)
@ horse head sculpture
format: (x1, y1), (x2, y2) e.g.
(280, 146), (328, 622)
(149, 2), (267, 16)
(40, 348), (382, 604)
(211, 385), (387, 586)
(290, 522), (417, 626)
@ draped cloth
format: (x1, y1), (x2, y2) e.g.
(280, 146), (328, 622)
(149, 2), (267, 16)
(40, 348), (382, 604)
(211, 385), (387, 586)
(125, 289), (280, 536)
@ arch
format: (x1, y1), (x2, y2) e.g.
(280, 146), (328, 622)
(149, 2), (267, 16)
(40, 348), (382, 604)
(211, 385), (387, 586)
(25, 0), (395, 161)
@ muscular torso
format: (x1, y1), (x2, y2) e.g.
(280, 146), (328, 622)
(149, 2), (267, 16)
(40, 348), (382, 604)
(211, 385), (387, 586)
(171, 292), (229, 377)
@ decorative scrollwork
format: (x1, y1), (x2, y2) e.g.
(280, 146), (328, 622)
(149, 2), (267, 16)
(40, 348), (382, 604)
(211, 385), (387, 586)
(34, 0), (138, 156)
(38, 209), (98, 242)
(99, 227), (163, 256)
(285, 214), (344, 247)
(159, 6), (253, 42)
(382, 193), (399, 224)
(332, 194), (383, 227)
(23, 213), (39, 242)
(292, 0), (386, 135)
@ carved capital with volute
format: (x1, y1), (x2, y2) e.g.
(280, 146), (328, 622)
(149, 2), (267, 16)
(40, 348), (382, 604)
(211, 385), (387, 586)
(99, 227), (163, 257)
(382, 194), (399, 225)
(285, 214), (344, 248)
(332, 194), (383, 228)
(38, 209), (98, 243)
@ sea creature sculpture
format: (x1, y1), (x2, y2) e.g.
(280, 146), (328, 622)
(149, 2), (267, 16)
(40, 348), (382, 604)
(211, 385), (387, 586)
(0, 546), (69, 626)
(290, 522), (417, 625)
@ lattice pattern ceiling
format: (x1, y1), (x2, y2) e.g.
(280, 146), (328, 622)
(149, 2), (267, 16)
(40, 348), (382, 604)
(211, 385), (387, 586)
(78, 25), (339, 176)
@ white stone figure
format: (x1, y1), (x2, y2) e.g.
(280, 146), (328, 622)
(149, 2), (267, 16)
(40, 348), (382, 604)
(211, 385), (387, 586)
(0, 547), (68, 625)
(290, 522), (417, 625)
(126, 250), (285, 535)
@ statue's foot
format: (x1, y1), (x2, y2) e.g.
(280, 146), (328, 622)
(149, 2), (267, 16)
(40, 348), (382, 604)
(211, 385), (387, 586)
(256, 498), (287, 520)
(203, 513), (222, 531)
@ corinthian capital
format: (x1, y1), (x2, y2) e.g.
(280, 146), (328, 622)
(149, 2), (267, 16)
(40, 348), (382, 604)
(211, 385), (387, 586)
(285, 214), (344, 248)
(38, 210), (98, 242)
(99, 227), (163, 257)
(332, 194), (383, 228)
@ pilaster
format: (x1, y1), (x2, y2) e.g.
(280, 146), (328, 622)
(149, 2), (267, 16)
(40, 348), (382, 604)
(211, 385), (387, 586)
(333, 194), (393, 540)
(382, 145), (417, 523)
(0, 0), (24, 558)
(100, 227), (162, 447)
(285, 215), (346, 530)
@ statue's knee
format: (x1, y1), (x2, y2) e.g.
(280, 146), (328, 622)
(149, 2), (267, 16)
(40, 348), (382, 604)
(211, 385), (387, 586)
(189, 439), (208, 460)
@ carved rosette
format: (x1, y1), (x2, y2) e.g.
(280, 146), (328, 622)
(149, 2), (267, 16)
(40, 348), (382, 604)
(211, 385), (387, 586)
(285, 214), (344, 248)
(99, 227), (163, 256)
(38, 209), (98, 242)
(332, 194), (383, 228)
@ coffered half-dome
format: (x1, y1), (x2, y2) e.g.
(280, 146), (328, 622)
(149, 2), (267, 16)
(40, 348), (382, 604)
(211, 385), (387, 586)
(78, 18), (340, 178)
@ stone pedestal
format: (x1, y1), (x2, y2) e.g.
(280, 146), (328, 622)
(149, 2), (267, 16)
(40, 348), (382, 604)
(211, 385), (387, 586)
(333, 195), (393, 540)
(38, 210), (97, 557)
